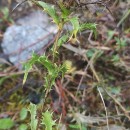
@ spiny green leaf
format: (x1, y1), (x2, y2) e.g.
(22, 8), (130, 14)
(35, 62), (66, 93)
(79, 23), (96, 31)
(38, 55), (56, 75)
(0, 118), (14, 129)
(70, 17), (80, 34)
(79, 23), (97, 38)
(69, 17), (80, 42)
(70, 17), (79, 29)
(42, 110), (56, 130)
(18, 124), (28, 130)
(43, 63), (66, 89)
(23, 53), (39, 84)
(20, 108), (28, 120)
(58, 2), (71, 18)
(28, 103), (38, 130)
(38, 1), (60, 25)
(44, 76), (51, 89)
(37, 55), (58, 89)
(23, 53), (66, 90)
(58, 35), (69, 46)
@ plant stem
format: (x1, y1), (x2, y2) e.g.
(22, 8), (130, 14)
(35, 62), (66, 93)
(53, 30), (61, 63)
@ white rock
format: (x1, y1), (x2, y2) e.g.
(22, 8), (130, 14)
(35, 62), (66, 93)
(1, 11), (57, 69)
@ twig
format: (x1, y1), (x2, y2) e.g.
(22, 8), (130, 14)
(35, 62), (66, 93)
(97, 86), (109, 130)
(102, 85), (130, 120)
(64, 88), (80, 103)
(62, 44), (87, 57)
(76, 50), (100, 94)
(0, 70), (35, 77)
(117, 9), (130, 28)
(12, 0), (27, 12)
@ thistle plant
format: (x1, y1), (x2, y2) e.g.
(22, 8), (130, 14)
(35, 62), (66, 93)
(22, 1), (97, 129)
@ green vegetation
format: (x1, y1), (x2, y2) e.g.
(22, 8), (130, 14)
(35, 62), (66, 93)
(0, 0), (130, 130)
(22, 1), (97, 129)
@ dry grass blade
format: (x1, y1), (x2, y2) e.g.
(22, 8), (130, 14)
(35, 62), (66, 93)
(12, 0), (27, 12)
(0, 70), (36, 77)
(97, 86), (109, 130)
(73, 113), (106, 124)
(0, 58), (12, 65)
(102, 86), (130, 121)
